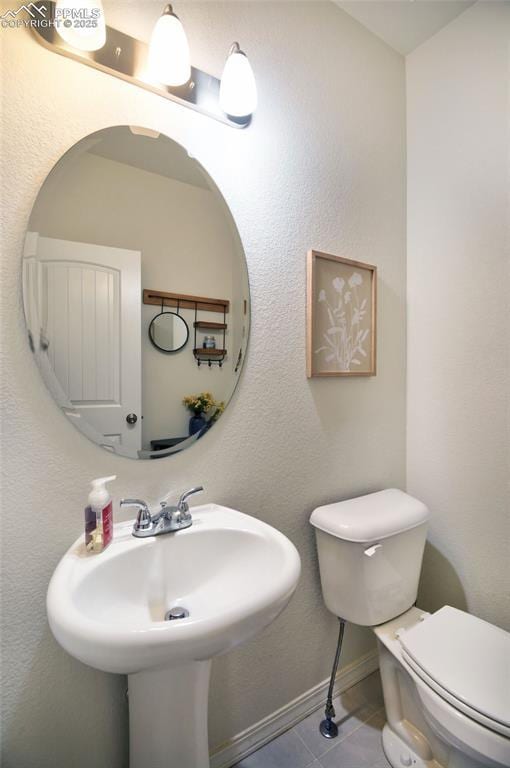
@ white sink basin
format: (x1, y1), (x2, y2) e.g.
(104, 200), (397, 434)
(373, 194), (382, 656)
(47, 504), (301, 768)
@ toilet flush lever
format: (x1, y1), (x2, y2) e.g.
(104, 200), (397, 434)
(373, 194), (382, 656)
(364, 543), (382, 557)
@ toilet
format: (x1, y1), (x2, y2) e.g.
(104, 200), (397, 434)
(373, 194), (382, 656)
(310, 489), (510, 768)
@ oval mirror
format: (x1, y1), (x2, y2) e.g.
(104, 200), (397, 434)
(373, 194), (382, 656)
(149, 311), (189, 353)
(23, 126), (250, 459)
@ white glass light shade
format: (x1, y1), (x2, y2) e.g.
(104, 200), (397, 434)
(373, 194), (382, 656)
(148, 6), (191, 87)
(220, 44), (257, 118)
(55, 0), (106, 52)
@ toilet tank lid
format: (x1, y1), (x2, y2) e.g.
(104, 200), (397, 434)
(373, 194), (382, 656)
(309, 489), (429, 542)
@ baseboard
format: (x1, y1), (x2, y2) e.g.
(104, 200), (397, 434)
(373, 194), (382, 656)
(209, 649), (379, 768)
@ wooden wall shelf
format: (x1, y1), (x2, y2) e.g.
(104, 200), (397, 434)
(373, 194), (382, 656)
(143, 289), (229, 314)
(144, 289), (229, 366)
(194, 321), (227, 330)
(193, 348), (227, 357)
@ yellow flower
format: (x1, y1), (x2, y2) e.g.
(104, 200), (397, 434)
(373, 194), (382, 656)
(183, 391), (222, 415)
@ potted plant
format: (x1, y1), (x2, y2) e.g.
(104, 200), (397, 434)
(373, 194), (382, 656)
(183, 392), (225, 436)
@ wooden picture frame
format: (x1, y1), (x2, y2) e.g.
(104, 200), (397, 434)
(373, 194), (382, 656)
(307, 250), (377, 377)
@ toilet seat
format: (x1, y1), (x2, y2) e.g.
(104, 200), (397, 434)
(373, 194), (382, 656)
(398, 606), (510, 738)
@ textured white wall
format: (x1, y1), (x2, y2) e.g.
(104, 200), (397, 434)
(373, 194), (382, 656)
(0, 3), (406, 766)
(407, 2), (510, 629)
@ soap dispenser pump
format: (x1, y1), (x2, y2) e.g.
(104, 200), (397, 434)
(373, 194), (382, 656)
(85, 475), (116, 553)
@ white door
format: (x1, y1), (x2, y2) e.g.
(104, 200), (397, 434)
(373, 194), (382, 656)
(25, 234), (142, 457)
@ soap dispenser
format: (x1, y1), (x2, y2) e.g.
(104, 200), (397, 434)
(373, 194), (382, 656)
(85, 475), (116, 553)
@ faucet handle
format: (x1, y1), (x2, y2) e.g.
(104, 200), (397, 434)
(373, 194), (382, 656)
(177, 486), (204, 516)
(120, 498), (152, 531)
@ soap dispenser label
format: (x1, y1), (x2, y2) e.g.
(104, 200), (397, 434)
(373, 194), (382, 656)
(103, 501), (113, 548)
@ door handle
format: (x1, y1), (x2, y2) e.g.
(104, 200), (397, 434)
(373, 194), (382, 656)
(126, 413), (138, 425)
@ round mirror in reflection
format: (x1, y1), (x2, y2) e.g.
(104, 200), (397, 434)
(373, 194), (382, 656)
(23, 126), (250, 459)
(149, 311), (189, 353)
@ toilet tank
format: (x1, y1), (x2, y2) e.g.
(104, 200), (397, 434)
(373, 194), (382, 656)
(310, 489), (429, 626)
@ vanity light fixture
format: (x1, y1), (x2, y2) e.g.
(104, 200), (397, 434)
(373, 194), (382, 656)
(32, 2), (255, 128)
(147, 4), (191, 87)
(220, 42), (257, 118)
(54, 0), (106, 52)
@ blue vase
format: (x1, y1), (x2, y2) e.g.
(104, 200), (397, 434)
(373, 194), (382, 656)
(189, 413), (206, 436)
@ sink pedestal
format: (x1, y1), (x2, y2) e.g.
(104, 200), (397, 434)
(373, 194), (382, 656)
(128, 660), (212, 768)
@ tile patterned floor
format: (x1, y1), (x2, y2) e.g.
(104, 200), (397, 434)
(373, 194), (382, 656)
(233, 672), (391, 768)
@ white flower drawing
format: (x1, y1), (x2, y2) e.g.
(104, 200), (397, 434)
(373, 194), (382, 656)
(314, 271), (369, 372)
(348, 272), (363, 288)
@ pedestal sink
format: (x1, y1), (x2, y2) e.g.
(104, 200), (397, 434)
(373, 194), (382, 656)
(47, 504), (301, 768)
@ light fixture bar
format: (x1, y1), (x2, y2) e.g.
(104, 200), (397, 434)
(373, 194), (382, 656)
(31, 1), (251, 129)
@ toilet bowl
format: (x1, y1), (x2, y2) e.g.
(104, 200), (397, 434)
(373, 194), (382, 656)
(375, 606), (510, 768)
(310, 489), (510, 768)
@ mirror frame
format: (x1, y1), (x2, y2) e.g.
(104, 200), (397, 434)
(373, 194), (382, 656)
(148, 310), (190, 354)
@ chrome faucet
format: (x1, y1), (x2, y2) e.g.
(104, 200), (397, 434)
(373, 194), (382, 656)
(120, 487), (204, 538)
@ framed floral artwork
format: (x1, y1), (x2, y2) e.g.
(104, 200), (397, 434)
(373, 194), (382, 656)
(307, 250), (377, 377)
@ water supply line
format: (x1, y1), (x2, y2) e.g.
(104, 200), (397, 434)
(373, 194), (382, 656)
(320, 617), (347, 739)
